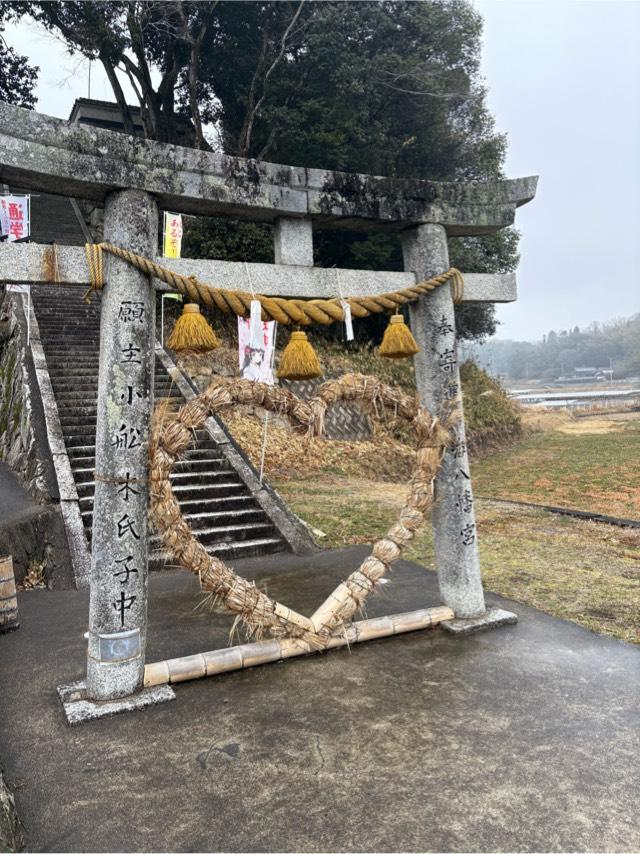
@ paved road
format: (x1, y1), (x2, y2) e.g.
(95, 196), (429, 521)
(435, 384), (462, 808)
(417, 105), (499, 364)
(0, 547), (638, 852)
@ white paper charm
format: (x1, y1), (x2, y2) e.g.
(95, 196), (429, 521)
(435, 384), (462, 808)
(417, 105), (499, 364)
(249, 299), (263, 348)
(341, 299), (354, 341)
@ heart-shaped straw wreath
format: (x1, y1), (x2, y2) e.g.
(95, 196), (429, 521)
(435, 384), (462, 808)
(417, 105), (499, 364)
(149, 373), (453, 648)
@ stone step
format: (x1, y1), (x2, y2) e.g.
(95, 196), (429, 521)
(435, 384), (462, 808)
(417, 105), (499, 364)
(66, 446), (225, 467)
(86, 521), (276, 547)
(35, 310), (99, 317)
(166, 469), (234, 485)
(151, 536), (286, 565)
(65, 434), (101, 448)
(150, 521), (275, 546)
(37, 325), (99, 331)
(73, 463), (231, 485)
(58, 413), (99, 424)
(52, 392), (184, 410)
(37, 336), (100, 345)
(50, 367), (133, 378)
(65, 439), (223, 460)
(53, 387), (182, 403)
(76, 479), (247, 499)
(58, 407), (181, 427)
(41, 353), (99, 361)
(83, 506), (265, 527)
(175, 495), (256, 512)
(36, 316), (100, 323)
(78, 492), (256, 514)
(40, 348), (100, 357)
(174, 457), (227, 469)
(183, 508), (266, 525)
(48, 367), (128, 378)
(59, 424), (102, 436)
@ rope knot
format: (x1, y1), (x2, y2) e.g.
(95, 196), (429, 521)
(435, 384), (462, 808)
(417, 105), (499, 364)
(450, 268), (464, 304)
(83, 243), (105, 303)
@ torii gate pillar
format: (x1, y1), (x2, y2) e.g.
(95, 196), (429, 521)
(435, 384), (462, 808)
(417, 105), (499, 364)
(86, 189), (159, 702)
(403, 224), (512, 630)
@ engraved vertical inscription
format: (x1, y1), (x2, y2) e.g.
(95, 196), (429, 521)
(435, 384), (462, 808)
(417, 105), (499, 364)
(402, 224), (486, 619)
(86, 189), (158, 701)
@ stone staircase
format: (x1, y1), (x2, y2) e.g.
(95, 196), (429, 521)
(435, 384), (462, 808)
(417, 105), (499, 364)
(30, 284), (288, 565)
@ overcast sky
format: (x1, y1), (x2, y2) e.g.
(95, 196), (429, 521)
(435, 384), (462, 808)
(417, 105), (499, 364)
(6, 1), (640, 342)
(477, 0), (640, 340)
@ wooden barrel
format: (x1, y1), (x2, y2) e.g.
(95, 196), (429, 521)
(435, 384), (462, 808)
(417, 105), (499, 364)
(0, 555), (19, 633)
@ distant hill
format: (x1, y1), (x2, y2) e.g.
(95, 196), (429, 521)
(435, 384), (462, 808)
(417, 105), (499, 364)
(461, 314), (640, 381)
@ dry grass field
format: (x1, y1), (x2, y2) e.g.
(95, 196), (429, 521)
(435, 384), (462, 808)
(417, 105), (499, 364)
(227, 408), (640, 645)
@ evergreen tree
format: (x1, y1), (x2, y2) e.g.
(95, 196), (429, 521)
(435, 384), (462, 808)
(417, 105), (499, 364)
(10, 1), (518, 340)
(0, 4), (38, 107)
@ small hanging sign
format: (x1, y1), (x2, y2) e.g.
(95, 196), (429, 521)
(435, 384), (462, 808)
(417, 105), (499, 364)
(162, 212), (183, 258)
(249, 299), (263, 348)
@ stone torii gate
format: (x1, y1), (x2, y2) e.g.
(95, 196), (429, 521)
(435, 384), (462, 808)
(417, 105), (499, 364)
(0, 103), (537, 720)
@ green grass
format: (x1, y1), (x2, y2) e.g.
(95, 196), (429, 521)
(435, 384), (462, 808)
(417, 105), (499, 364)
(274, 476), (640, 645)
(471, 415), (640, 519)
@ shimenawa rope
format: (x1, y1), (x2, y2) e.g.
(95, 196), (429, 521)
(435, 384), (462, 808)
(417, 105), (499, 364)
(84, 242), (464, 326)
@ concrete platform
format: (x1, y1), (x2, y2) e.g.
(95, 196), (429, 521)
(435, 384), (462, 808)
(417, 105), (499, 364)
(0, 546), (638, 852)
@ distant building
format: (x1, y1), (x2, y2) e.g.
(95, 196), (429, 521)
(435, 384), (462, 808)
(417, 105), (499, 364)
(68, 98), (146, 137)
(3, 98), (194, 245)
(572, 366), (612, 382)
(68, 99), (195, 147)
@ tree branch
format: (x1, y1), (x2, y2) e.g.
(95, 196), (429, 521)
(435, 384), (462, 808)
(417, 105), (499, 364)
(100, 56), (138, 135)
(241, 0), (305, 156)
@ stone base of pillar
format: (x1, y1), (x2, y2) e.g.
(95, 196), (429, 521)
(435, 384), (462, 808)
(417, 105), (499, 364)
(57, 679), (175, 726)
(441, 607), (517, 637)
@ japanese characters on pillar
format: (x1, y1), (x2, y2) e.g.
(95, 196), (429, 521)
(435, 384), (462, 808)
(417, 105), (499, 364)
(432, 310), (477, 551)
(86, 189), (158, 701)
(109, 302), (147, 634)
(402, 224), (485, 619)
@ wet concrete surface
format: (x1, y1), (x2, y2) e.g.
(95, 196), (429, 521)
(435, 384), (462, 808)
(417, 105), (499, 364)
(0, 547), (638, 852)
(0, 463), (36, 524)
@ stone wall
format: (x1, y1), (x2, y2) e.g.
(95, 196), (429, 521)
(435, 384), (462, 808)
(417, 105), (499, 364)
(0, 506), (72, 588)
(0, 293), (74, 588)
(0, 771), (24, 853)
(0, 294), (54, 504)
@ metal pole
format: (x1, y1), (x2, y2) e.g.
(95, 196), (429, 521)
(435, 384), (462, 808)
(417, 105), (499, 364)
(161, 293), (165, 348)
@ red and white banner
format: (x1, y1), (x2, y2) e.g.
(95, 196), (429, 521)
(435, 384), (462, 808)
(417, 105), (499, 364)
(0, 195), (30, 242)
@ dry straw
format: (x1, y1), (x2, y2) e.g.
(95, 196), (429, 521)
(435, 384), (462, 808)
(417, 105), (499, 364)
(149, 373), (454, 647)
(167, 302), (220, 353)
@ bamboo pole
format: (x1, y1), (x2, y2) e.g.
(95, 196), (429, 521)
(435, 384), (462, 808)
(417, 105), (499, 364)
(144, 605), (454, 688)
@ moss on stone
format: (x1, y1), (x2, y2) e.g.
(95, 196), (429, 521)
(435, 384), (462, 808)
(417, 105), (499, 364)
(11, 399), (22, 431)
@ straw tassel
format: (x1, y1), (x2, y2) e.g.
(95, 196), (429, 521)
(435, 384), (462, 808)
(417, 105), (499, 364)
(167, 303), (220, 353)
(276, 330), (322, 381)
(378, 313), (420, 359)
